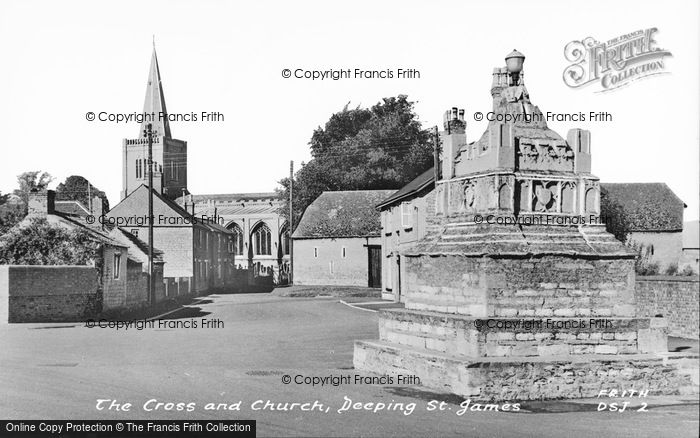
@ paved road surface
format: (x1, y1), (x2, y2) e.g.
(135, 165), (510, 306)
(1, 294), (698, 437)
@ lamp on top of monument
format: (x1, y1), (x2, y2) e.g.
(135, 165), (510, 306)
(505, 49), (525, 85)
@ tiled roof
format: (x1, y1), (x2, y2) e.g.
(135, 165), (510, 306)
(48, 212), (126, 248)
(112, 228), (164, 263)
(293, 190), (396, 239)
(54, 200), (91, 217)
(377, 169), (435, 210)
(146, 186), (232, 234)
(600, 183), (685, 232)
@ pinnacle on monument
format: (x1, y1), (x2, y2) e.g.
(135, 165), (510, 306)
(140, 45), (171, 139)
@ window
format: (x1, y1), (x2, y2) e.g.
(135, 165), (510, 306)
(314, 247), (318, 258)
(227, 223), (244, 255)
(342, 247), (346, 258)
(280, 225), (290, 256)
(113, 253), (121, 279)
(253, 223), (272, 255)
(130, 228), (139, 238)
(401, 202), (412, 228)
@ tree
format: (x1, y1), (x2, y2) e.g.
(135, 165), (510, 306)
(13, 171), (54, 214)
(277, 96), (434, 228)
(599, 188), (631, 243)
(0, 218), (101, 265)
(55, 175), (110, 211)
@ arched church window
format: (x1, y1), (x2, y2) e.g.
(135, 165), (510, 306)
(280, 224), (290, 256)
(253, 223), (272, 255)
(227, 223), (244, 256)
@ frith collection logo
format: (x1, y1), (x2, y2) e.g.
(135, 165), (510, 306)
(563, 28), (672, 92)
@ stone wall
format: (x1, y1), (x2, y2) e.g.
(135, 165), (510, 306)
(636, 276), (699, 339)
(404, 255), (635, 317)
(294, 237), (380, 287)
(0, 265), (99, 323)
(628, 231), (683, 271)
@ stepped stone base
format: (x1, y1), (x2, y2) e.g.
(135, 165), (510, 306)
(354, 339), (699, 401)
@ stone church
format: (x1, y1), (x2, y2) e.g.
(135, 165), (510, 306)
(118, 46), (289, 286)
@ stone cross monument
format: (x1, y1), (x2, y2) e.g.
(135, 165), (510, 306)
(354, 50), (698, 401)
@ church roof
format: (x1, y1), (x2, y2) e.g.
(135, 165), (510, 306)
(600, 183), (685, 232)
(175, 192), (282, 217)
(188, 193), (279, 202)
(293, 190), (396, 239)
(140, 46), (171, 139)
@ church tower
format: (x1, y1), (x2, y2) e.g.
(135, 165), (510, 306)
(121, 46), (188, 200)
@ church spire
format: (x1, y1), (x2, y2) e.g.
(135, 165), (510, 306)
(141, 45), (171, 138)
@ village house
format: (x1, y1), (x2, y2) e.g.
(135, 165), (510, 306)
(0, 189), (164, 322)
(601, 183), (686, 270)
(292, 190), (394, 287)
(377, 169), (435, 301)
(108, 185), (235, 295)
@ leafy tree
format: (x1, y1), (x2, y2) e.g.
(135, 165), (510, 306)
(13, 171), (54, 214)
(0, 207), (24, 236)
(277, 96), (434, 228)
(600, 188), (631, 243)
(0, 190), (25, 235)
(0, 218), (101, 265)
(55, 175), (110, 211)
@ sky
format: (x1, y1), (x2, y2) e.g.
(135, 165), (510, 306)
(0, 0), (698, 220)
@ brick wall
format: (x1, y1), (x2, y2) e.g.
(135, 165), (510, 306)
(636, 276), (699, 339)
(0, 265), (99, 323)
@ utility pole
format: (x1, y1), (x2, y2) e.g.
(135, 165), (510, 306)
(87, 179), (92, 213)
(143, 123), (155, 308)
(289, 160), (294, 285)
(433, 126), (440, 182)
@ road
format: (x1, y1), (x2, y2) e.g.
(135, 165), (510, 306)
(1, 293), (698, 437)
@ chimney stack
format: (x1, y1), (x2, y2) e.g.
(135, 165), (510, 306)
(441, 107), (467, 179)
(27, 189), (55, 218)
(91, 196), (104, 219)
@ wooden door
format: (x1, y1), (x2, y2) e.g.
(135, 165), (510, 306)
(368, 245), (382, 288)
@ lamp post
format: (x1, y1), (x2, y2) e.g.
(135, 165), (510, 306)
(143, 123), (155, 308)
(505, 49), (525, 86)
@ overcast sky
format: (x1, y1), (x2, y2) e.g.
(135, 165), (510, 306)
(1, 0), (698, 220)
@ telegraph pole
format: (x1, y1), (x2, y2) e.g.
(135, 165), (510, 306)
(143, 123), (155, 308)
(289, 160), (294, 285)
(433, 126), (440, 182)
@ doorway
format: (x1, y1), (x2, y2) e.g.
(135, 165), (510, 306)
(367, 245), (382, 288)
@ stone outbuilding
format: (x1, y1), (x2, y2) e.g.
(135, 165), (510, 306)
(601, 183), (686, 270)
(292, 190), (395, 287)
